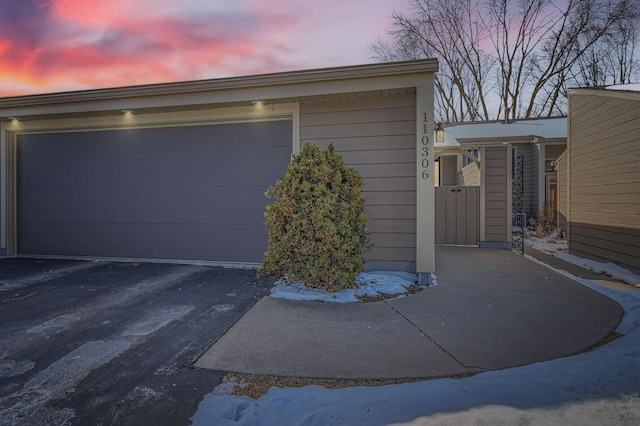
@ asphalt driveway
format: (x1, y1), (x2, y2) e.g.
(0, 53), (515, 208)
(0, 258), (272, 426)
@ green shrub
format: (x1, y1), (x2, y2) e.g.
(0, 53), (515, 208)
(259, 143), (371, 291)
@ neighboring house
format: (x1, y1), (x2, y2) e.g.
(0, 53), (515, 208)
(434, 117), (567, 248)
(565, 84), (640, 274)
(0, 60), (438, 282)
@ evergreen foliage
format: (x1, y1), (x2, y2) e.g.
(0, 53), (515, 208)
(259, 143), (371, 291)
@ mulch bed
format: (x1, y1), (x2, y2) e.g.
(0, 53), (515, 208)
(223, 373), (473, 400)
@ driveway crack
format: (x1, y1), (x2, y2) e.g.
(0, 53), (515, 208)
(384, 300), (470, 373)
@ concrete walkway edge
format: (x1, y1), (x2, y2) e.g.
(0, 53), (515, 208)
(196, 246), (624, 380)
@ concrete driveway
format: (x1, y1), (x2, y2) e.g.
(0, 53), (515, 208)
(0, 258), (272, 426)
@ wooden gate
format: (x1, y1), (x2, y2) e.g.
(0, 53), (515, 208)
(435, 186), (480, 245)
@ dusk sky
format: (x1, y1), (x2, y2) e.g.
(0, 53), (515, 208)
(0, 0), (407, 97)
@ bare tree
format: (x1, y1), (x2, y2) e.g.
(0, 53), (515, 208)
(372, 0), (639, 121)
(372, 0), (495, 122)
(485, 0), (550, 120)
(570, 0), (640, 87)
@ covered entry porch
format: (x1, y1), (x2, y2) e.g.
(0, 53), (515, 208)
(435, 145), (510, 248)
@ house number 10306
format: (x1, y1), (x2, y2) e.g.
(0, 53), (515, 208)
(420, 112), (430, 180)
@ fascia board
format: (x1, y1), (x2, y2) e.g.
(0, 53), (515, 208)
(0, 60), (438, 118)
(568, 88), (640, 102)
(537, 137), (566, 145)
(454, 136), (531, 146)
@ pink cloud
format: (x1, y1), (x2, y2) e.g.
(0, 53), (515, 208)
(0, 0), (402, 96)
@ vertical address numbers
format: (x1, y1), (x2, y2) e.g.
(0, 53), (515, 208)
(420, 112), (430, 179)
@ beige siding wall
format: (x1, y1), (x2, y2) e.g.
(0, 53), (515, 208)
(455, 162), (480, 186)
(568, 92), (640, 273)
(546, 144), (566, 160)
(483, 147), (509, 242)
(300, 95), (416, 265)
(556, 150), (568, 233)
(440, 155), (457, 186)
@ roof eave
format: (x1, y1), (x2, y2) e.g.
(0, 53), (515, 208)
(569, 87), (640, 102)
(0, 59), (439, 112)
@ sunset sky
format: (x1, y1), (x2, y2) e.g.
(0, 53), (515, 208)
(0, 0), (407, 97)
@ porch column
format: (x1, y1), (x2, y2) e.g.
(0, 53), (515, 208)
(416, 83), (435, 284)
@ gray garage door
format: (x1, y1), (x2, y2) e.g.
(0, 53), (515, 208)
(17, 120), (292, 263)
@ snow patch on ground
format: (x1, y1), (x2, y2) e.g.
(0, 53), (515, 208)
(211, 376), (247, 397)
(555, 253), (640, 286)
(0, 303), (197, 425)
(0, 261), (102, 292)
(0, 340), (134, 426)
(206, 304), (235, 315)
(122, 305), (194, 336)
(27, 314), (81, 335)
(522, 227), (568, 254)
(269, 272), (424, 303)
(522, 227), (640, 287)
(0, 359), (35, 378)
(126, 386), (160, 403)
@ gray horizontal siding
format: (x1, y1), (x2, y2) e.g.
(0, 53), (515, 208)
(483, 147), (508, 242)
(300, 95), (417, 264)
(568, 92), (640, 273)
(367, 219), (416, 233)
(570, 224), (640, 274)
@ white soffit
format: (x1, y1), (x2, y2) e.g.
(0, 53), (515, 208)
(439, 117), (567, 147)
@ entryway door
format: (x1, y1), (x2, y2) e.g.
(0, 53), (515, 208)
(435, 186), (480, 245)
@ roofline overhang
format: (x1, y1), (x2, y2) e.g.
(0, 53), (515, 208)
(448, 134), (566, 146)
(0, 59), (438, 120)
(568, 87), (640, 102)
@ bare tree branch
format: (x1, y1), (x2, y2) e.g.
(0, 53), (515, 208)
(371, 0), (639, 121)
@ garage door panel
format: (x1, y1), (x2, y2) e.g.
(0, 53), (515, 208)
(17, 120), (291, 262)
(18, 121), (291, 157)
(19, 146), (290, 190)
(20, 187), (271, 224)
(19, 222), (267, 263)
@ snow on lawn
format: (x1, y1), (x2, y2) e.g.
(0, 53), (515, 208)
(523, 228), (640, 287)
(555, 253), (640, 287)
(269, 271), (425, 303)
(522, 227), (568, 254)
(192, 263), (640, 425)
